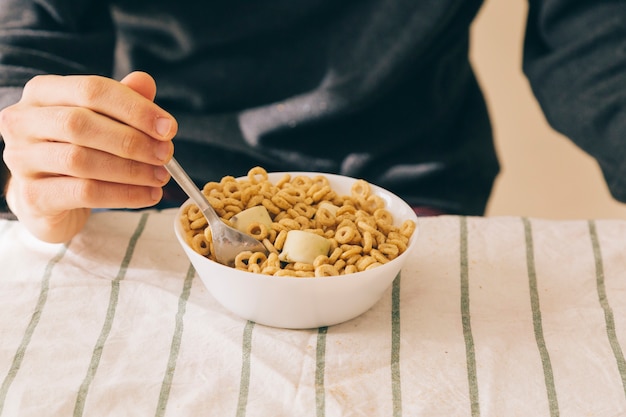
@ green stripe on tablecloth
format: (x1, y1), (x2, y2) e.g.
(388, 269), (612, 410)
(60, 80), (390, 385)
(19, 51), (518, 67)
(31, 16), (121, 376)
(589, 220), (626, 399)
(0, 243), (69, 413)
(523, 217), (559, 417)
(315, 326), (328, 417)
(236, 320), (255, 417)
(391, 274), (402, 417)
(154, 263), (196, 417)
(73, 212), (149, 417)
(460, 217), (480, 417)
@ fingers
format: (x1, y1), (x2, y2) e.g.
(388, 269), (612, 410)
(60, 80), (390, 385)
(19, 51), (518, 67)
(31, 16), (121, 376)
(21, 73), (177, 141)
(10, 141), (169, 187)
(19, 176), (163, 212)
(2, 104), (173, 165)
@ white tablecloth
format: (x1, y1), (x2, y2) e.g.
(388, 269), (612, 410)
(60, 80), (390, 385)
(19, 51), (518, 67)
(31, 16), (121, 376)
(1, 210), (625, 416)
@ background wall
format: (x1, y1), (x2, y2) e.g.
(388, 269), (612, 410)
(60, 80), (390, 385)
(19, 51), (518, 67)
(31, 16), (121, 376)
(470, 0), (626, 219)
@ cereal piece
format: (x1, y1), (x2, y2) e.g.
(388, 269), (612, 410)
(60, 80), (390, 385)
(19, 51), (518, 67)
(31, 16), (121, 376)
(315, 264), (339, 277)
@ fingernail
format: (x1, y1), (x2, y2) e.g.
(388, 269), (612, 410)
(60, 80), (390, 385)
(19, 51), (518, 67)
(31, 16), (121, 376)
(154, 141), (172, 161)
(155, 117), (172, 137)
(154, 166), (169, 182)
(151, 187), (163, 202)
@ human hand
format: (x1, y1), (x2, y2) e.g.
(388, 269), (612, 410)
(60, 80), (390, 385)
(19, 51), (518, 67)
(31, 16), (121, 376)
(0, 71), (178, 243)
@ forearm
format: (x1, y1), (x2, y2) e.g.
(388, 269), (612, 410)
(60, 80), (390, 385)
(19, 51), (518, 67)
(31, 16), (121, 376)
(523, 0), (626, 202)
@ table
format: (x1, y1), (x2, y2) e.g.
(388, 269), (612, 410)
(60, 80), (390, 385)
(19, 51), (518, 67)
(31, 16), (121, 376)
(1, 210), (625, 416)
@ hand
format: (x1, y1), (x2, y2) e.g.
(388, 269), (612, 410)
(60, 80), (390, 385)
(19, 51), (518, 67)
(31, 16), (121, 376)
(0, 71), (178, 243)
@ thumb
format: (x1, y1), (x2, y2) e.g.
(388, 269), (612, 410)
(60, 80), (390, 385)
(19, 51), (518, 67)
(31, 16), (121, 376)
(120, 71), (157, 101)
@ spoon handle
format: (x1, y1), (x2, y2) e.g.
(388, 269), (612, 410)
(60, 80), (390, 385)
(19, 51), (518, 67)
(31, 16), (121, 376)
(164, 158), (221, 224)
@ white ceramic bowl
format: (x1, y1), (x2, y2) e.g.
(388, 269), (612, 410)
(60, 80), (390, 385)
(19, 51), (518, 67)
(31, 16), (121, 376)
(174, 172), (419, 329)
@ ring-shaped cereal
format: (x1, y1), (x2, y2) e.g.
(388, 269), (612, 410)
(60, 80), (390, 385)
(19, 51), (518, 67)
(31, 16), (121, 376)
(203, 225), (213, 242)
(356, 255), (377, 271)
(315, 207), (335, 227)
(365, 262), (383, 271)
(191, 233), (211, 256)
(344, 265), (358, 275)
(224, 205), (242, 215)
(335, 226), (357, 244)
(293, 215), (311, 229)
(186, 204), (204, 221)
(222, 181), (241, 197)
(340, 245), (362, 259)
(294, 262), (315, 272)
(246, 222), (269, 240)
(374, 208), (394, 225)
(293, 202), (316, 218)
(271, 194), (292, 210)
(261, 266), (280, 275)
(248, 252), (267, 267)
(190, 216), (207, 230)
(361, 194), (385, 213)
(291, 175), (313, 189)
(315, 264), (339, 277)
(202, 181), (222, 195)
(262, 198), (281, 215)
(262, 238), (278, 254)
(278, 218), (300, 230)
(333, 259), (346, 272)
(328, 247), (342, 264)
(282, 187), (306, 203)
(313, 255), (330, 268)
(312, 185), (331, 202)
(275, 174), (291, 188)
(378, 243), (399, 258)
(247, 166), (268, 184)
(222, 197), (244, 210)
(351, 179), (371, 199)
(311, 175), (329, 187)
(274, 230), (288, 250)
(336, 205), (356, 216)
(235, 251), (254, 269)
(400, 219), (416, 238)
(246, 194), (265, 209)
(266, 252), (281, 268)
(362, 231), (374, 253)
(206, 195), (225, 210)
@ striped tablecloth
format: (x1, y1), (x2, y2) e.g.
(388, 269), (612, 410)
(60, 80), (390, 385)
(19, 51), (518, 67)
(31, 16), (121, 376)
(1, 210), (626, 416)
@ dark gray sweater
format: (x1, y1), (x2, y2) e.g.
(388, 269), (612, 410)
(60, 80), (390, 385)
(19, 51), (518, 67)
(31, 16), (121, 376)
(1, 0), (625, 214)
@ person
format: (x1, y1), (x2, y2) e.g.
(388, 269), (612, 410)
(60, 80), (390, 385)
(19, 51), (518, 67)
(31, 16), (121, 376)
(0, 0), (624, 243)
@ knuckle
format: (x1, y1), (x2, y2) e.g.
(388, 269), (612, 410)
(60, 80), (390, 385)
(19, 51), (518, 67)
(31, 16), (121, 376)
(74, 76), (107, 105)
(125, 159), (143, 181)
(57, 108), (88, 137)
(22, 75), (46, 98)
(60, 145), (86, 173)
(0, 105), (20, 138)
(118, 131), (138, 158)
(19, 180), (41, 208)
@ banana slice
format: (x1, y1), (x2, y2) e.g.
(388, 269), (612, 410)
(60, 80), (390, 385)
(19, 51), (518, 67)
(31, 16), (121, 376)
(279, 230), (331, 264)
(230, 206), (273, 233)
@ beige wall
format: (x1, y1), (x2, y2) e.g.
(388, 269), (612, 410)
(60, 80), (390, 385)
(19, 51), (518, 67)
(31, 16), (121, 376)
(470, 0), (626, 219)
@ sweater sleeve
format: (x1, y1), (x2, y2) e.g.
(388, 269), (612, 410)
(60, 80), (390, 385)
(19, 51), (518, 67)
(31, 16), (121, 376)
(523, 0), (626, 202)
(0, 0), (116, 110)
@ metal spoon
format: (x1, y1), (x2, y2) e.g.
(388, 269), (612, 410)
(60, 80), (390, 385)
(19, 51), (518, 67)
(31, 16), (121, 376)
(165, 157), (268, 266)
